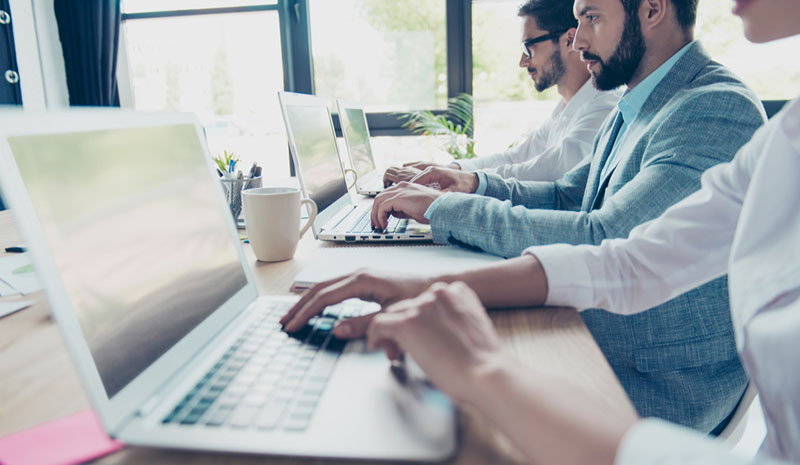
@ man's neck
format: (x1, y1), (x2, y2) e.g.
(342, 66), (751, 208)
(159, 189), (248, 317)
(627, 35), (692, 90)
(557, 72), (591, 104)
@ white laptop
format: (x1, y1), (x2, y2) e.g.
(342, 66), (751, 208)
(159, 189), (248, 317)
(278, 92), (433, 243)
(336, 101), (384, 196)
(0, 110), (456, 461)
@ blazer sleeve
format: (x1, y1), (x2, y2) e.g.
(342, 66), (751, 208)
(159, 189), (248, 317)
(428, 88), (765, 258)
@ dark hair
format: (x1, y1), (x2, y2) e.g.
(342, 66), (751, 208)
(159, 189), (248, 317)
(517, 0), (578, 37)
(619, 0), (698, 32)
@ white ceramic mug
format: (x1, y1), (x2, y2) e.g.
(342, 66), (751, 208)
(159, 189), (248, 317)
(242, 187), (317, 262)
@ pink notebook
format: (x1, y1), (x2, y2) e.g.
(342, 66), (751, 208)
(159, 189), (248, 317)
(0, 410), (124, 465)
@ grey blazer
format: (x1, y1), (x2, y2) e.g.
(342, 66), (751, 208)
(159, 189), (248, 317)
(428, 42), (766, 432)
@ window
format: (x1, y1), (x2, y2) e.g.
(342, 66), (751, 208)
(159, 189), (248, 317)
(117, 0), (795, 176)
(121, 1), (289, 177)
(309, 0), (448, 113)
(123, 0), (278, 14)
(696, 0), (800, 101)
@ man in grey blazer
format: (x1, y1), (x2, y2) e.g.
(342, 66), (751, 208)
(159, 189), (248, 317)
(300, 0), (767, 433)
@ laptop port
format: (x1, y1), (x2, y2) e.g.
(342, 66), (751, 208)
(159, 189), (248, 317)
(385, 235), (393, 239)
(373, 235), (381, 239)
(409, 235), (424, 238)
(345, 235), (356, 242)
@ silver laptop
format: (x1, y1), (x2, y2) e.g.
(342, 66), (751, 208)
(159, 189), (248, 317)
(278, 92), (433, 243)
(337, 100), (384, 196)
(0, 110), (456, 460)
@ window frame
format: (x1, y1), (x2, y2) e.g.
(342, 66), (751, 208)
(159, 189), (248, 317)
(118, 0), (473, 137)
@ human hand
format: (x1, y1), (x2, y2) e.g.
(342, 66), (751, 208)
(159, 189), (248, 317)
(280, 270), (432, 336)
(383, 166), (422, 187)
(370, 182), (442, 230)
(367, 281), (504, 404)
(402, 161), (441, 171)
(410, 166), (479, 193)
(404, 161), (462, 171)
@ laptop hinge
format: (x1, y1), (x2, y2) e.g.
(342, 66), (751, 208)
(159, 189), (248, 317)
(138, 394), (162, 418)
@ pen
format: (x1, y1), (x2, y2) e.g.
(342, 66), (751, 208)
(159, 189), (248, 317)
(4, 246), (26, 253)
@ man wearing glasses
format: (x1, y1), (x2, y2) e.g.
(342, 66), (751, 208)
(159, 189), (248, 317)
(383, 0), (619, 185)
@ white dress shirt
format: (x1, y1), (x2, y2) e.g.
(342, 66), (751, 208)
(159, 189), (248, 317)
(526, 96), (800, 464)
(455, 80), (620, 182)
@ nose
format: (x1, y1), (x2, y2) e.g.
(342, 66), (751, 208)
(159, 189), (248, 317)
(519, 53), (530, 68)
(573, 22), (588, 52)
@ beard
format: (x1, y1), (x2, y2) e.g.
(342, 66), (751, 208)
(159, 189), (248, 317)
(529, 47), (566, 92)
(583, 12), (647, 90)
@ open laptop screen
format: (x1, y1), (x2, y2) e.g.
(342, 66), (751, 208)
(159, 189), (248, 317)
(8, 124), (247, 398)
(284, 105), (348, 213)
(340, 108), (376, 178)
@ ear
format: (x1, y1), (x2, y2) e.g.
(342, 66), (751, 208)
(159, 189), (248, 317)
(563, 27), (577, 50)
(640, 0), (668, 30)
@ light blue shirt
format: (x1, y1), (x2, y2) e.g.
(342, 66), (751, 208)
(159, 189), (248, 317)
(425, 40), (697, 222)
(600, 40), (695, 179)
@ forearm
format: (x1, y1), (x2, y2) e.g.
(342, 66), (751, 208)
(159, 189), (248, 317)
(468, 355), (637, 465)
(482, 172), (558, 207)
(437, 255), (547, 309)
(429, 194), (601, 257)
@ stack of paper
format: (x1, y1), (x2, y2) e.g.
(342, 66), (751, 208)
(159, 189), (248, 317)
(292, 245), (504, 291)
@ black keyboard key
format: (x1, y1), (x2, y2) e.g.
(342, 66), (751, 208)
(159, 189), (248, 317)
(325, 336), (347, 353)
(308, 329), (330, 348)
(288, 323), (314, 342)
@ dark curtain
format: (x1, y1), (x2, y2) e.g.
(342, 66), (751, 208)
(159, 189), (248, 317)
(0, 0), (22, 105)
(54, 0), (121, 106)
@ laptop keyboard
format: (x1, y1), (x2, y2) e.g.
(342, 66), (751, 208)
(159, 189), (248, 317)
(345, 209), (407, 234)
(161, 300), (365, 432)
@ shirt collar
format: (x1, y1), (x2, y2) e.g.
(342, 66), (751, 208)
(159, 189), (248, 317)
(618, 40), (696, 123)
(559, 79), (600, 119)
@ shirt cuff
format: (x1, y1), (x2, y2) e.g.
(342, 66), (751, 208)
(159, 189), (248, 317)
(474, 171), (488, 196)
(523, 244), (594, 309)
(424, 193), (450, 221)
(616, 418), (759, 465)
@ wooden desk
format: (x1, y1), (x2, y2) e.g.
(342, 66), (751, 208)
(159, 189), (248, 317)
(0, 210), (634, 464)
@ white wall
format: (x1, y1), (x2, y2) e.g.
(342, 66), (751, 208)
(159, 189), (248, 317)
(9, 0), (68, 108)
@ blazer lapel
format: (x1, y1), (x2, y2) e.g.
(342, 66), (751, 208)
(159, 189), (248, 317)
(588, 111), (624, 210)
(588, 42), (713, 211)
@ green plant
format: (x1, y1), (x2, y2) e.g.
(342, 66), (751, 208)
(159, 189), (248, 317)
(398, 93), (476, 160)
(213, 149), (239, 174)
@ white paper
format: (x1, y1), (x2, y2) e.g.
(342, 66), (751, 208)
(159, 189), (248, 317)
(0, 279), (18, 296)
(0, 300), (33, 318)
(293, 245), (504, 290)
(0, 253), (43, 295)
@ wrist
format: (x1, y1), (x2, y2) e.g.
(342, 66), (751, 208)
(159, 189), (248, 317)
(467, 173), (479, 193)
(462, 354), (517, 408)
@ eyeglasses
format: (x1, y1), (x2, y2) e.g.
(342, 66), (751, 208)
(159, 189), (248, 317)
(521, 30), (568, 58)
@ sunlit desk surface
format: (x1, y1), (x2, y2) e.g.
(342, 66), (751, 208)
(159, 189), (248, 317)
(0, 209), (634, 464)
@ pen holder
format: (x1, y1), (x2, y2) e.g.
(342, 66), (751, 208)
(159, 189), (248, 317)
(220, 176), (262, 221)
